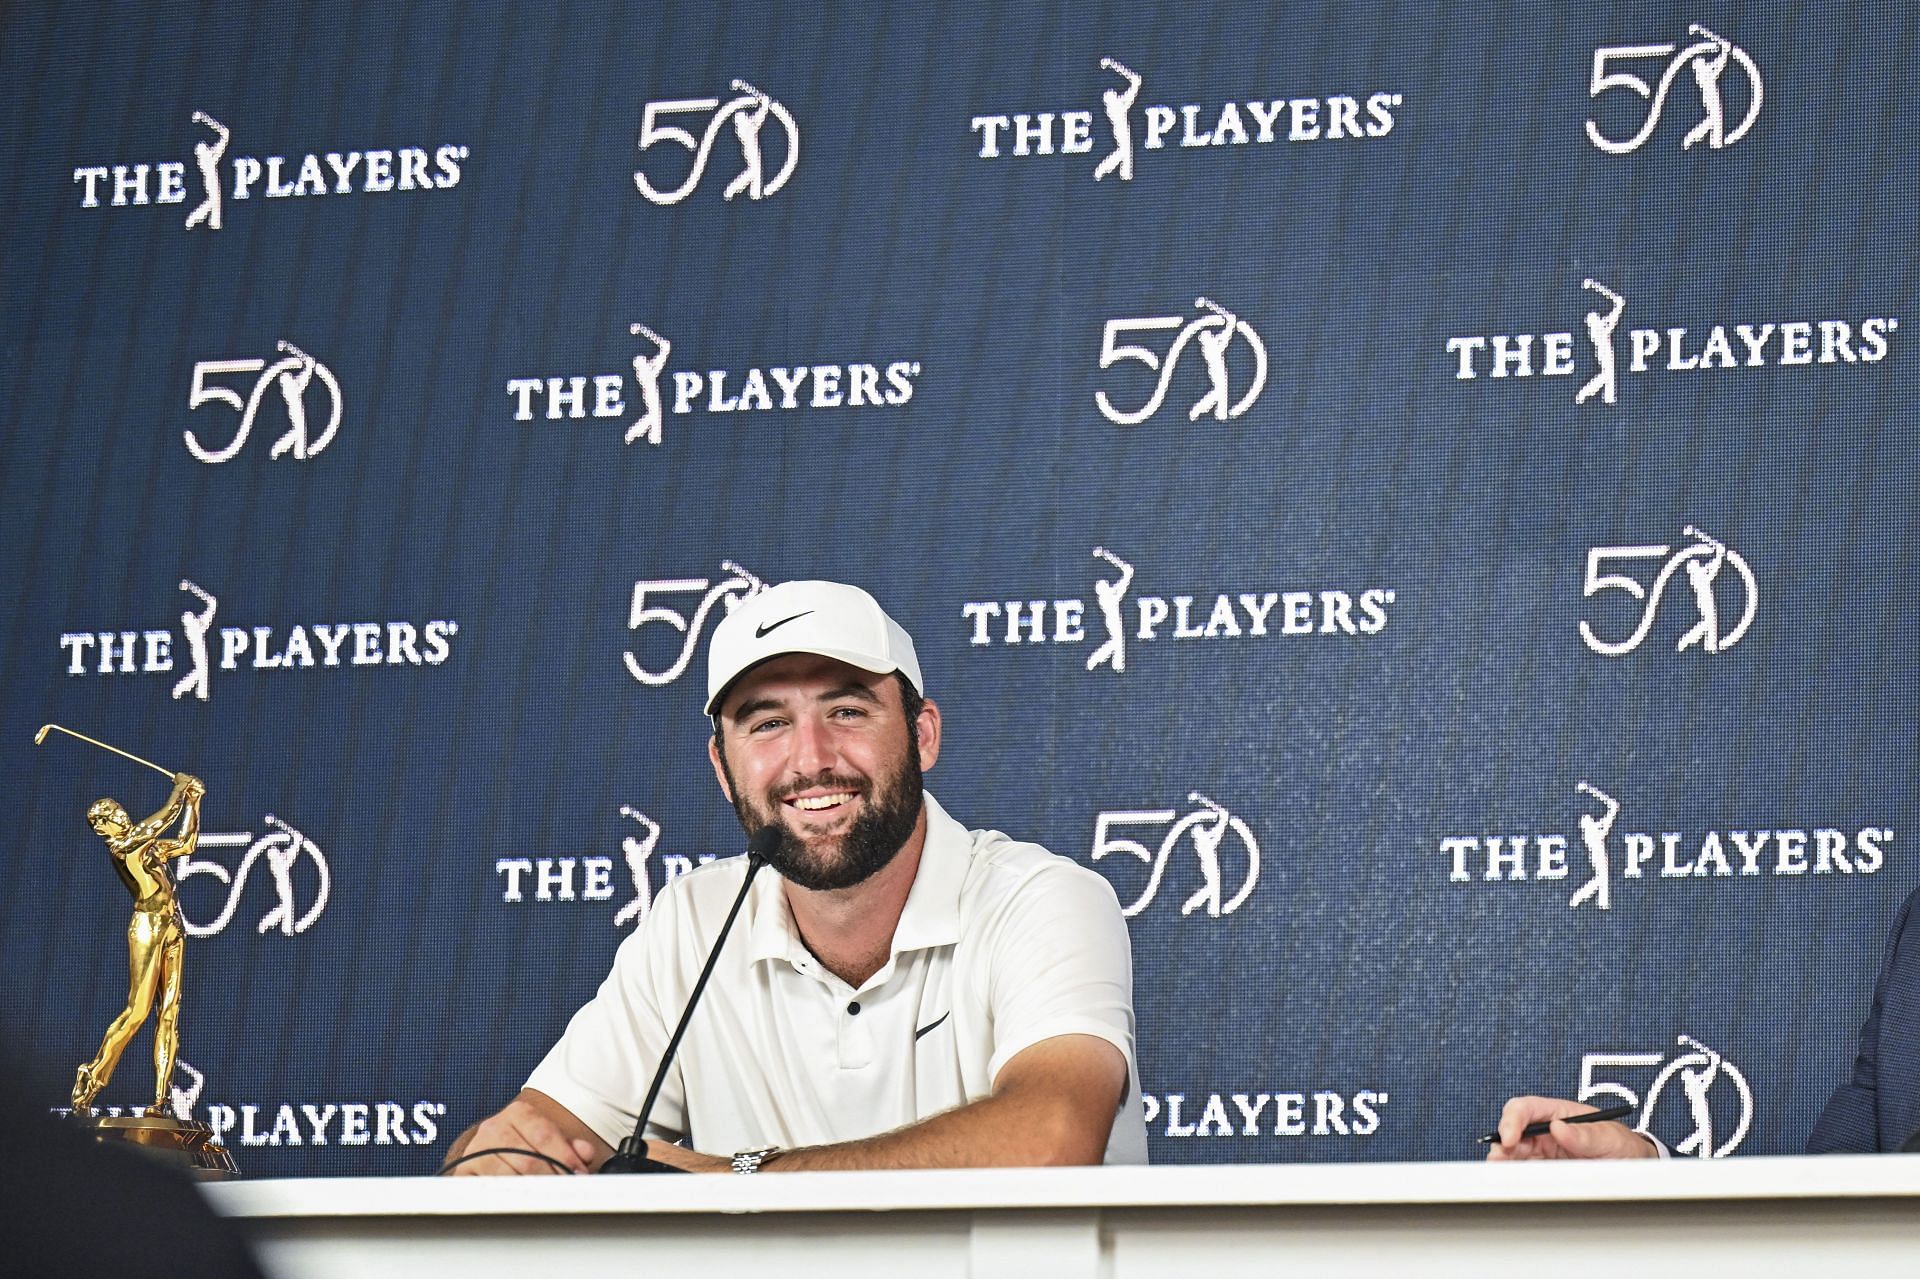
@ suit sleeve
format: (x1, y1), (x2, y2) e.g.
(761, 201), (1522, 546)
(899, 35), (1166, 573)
(1806, 886), (1920, 1153)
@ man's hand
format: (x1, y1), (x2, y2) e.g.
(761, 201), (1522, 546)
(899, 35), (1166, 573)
(1484, 1096), (1659, 1161)
(444, 1089), (612, 1175)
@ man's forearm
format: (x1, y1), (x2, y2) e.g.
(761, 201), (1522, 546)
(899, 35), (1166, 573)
(631, 1038), (1128, 1175)
(766, 1086), (1107, 1172)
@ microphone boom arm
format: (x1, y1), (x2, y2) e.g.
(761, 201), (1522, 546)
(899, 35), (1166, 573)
(601, 830), (778, 1174)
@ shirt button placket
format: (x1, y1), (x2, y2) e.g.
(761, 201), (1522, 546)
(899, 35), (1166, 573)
(838, 994), (874, 1069)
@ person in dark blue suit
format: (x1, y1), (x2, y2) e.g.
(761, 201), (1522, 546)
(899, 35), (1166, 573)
(1806, 886), (1920, 1152)
(1488, 886), (1920, 1159)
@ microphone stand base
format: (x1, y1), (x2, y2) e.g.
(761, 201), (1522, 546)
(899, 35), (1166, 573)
(599, 1147), (691, 1175)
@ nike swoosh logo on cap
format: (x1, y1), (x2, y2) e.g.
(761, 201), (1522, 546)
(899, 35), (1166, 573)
(755, 611), (813, 639)
(914, 1012), (950, 1041)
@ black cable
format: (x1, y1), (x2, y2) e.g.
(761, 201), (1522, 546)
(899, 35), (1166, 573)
(437, 1146), (577, 1176)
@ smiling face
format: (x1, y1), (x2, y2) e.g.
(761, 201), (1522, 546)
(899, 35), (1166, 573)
(709, 652), (939, 892)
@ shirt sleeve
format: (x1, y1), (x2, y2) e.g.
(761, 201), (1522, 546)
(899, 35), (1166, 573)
(981, 856), (1139, 1087)
(523, 882), (689, 1149)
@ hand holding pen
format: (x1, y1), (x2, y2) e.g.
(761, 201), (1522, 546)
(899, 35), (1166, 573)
(1482, 1099), (1659, 1160)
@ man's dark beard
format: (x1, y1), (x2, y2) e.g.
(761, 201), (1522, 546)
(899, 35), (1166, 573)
(721, 749), (924, 892)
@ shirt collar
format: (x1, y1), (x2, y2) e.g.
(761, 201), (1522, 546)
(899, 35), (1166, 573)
(888, 792), (968, 954)
(744, 790), (969, 968)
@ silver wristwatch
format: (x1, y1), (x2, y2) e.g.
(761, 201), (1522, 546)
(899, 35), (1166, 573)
(731, 1145), (781, 1174)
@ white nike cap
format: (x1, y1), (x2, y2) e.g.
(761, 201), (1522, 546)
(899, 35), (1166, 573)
(705, 580), (923, 716)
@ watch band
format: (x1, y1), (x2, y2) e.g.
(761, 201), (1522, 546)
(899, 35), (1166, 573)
(731, 1145), (781, 1174)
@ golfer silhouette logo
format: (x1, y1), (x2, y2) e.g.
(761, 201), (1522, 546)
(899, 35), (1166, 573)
(1586, 25), (1762, 155)
(1086, 547), (1134, 674)
(634, 81), (799, 206)
(1663, 1035), (1735, 1156)
(1568, 782), (1620, 912)
(628, 323), (672, 446)
(613, 806), (661, 928)
(1580, 1035), (1753, 1158)
(624, 561), (769, 686)
(182, 112), (229, 232)
(1092, 58), (1143, 182)
(177, 815), (331, 938)
(1095, 298), (1268, 426)
(1579, 528), (1758, 658)
(170, 581), (218, 703)
(1090, 795), (1261, 919)
(1574, 280), (1626, 407)
(185, 344), (343, 465)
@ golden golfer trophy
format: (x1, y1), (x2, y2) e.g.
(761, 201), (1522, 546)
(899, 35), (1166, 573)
(35, 724), (238, 1179)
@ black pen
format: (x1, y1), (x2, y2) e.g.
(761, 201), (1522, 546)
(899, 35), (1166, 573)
(1478, 1102), (1635, 1145)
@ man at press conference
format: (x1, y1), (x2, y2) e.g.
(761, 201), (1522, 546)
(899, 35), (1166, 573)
(446, 581), (1148, 1174)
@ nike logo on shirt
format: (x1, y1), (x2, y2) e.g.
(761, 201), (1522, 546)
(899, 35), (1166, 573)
(914, 1012), (950, 1041)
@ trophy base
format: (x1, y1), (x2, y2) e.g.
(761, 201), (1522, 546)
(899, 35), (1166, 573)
(70, 1112), (239, 1180)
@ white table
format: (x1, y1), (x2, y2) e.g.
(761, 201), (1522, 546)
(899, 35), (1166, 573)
(209, 1155), (1920, 1278)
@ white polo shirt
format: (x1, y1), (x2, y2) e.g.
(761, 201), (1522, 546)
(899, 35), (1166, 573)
(526, 793), (1148, 1164)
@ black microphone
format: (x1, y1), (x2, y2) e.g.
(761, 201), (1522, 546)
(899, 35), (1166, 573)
(600, 826), (782, 1174)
